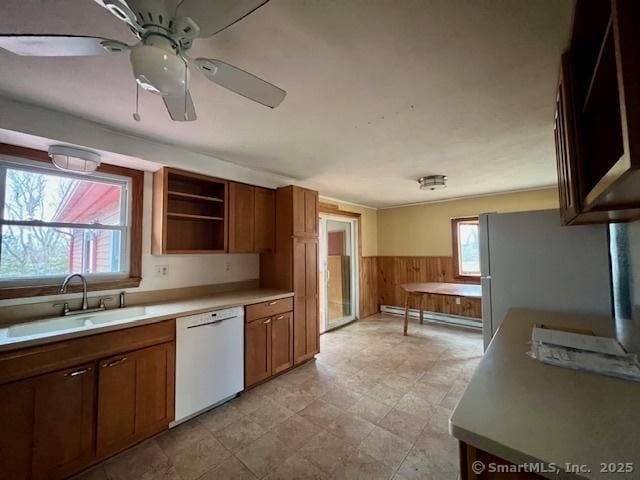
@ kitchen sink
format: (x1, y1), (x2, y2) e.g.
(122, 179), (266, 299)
(7, 316), (90, 338)
(5, 306), (151, 338)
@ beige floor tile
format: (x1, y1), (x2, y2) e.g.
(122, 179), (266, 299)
(377, 408), (429, 443)
(410, 380), (451, 405)
(247, 398), (295, 429)
(102, 440), (174, 480)
(270, 413), (322, 450)
(298, 430), (357, 474)
(321, 386), (363, 409)
(214, 417), (267, 452)
(298, 399), (345, 427)
(358, 425), (413, 469)
(395, 391), (436, 421)
(162, 433), (230, 480)
(427, 405), (454, 434)
(236, 432), (295, 478)
(414, 424), (459, 466)
(347, 395), (393, 423)
(199, 456), (258, 480)
(397, 446), (458, 480)
(198, 403), (244, 433)
(325, 412), (376, 444)
(263, 454), (329, 480)
(330, 450), (395, 480)
(232, 389), (269, 414)
(368, 382), (407, 406)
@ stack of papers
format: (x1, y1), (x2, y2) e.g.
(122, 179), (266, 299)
(529, 327), (640, 382)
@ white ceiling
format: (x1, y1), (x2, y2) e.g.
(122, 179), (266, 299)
(0, 0), (572, 208)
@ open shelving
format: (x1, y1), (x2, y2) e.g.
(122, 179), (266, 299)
(153, 167), (228, 254)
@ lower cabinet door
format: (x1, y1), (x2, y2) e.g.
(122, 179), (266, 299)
(271, 312), (293, 374)
(245, 317), (272, 387)
(0, 378), (34, 480)
(0, 363), (97, 480)
(32, 363), (97, 480)
(97, 342), (174, 458)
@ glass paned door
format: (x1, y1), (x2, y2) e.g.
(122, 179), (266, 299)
(319, 215), (358, 332)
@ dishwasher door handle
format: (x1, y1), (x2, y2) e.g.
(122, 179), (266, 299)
(186, 315), (241, 329)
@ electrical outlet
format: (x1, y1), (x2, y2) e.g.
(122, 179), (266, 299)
(155, 265), (169, 277)
(455, 297), (461, 305)
(225, 261), (231, 272)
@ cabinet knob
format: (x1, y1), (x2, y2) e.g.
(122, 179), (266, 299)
(267, 301), (278, 306)
(275, 315), (285, 320)
(263, 319), (271, 324)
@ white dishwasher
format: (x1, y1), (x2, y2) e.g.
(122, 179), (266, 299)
(173, 306), (244, 426)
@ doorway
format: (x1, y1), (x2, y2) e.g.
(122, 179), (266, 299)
(319, 214), (359, 332)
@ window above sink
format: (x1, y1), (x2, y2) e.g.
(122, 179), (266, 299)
(0, 144), (144, 299)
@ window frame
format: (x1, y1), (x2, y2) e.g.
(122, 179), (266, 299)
(451, 216), (481, 281)
(0, 144), (143, 299)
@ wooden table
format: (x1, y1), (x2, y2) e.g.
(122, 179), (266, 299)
(399, 282), (482, 335)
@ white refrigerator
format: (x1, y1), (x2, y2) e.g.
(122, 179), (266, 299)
(479, 209), (612, 348)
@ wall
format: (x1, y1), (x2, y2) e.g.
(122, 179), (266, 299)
(377, 188), (559, 256)
(0, 172), (259, 313)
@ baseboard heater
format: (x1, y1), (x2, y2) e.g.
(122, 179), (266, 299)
(380, 305), (482, 330)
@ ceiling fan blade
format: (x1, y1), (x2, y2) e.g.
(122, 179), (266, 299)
(163, 90), (197, 122)
(0, 35), (130, 56)
(193, 58), (285, 108)
(176, 0), (270, 38)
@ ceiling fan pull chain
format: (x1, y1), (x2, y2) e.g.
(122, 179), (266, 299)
(133, 83), (141, 122)
(183, 61), (188, 121)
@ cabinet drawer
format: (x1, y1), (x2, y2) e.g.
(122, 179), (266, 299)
(245, 297), (293, 322)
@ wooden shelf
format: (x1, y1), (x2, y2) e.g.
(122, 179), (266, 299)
(167, 212), (224, 221)
(167, 191), (224, 203)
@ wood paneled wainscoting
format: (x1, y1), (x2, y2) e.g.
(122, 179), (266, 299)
(360, 256), (481, 319)
(360, 256), (379, 318)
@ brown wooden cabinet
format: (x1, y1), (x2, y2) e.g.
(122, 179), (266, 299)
(245, 300), (294, 388)
(254, 187), (276, 253)
(0, 320), (175, 480)
(245, 316), (272, 387)
(0, 363), (96, 480)
(271, 311), (294, 374)
(293, 236), (319, 364)
(554, 0), (640, 224)
(293, 187), (319, 237)
(97, 341), (175, 458)
(229, 182), (255, 253)
(259, 185), (320, 367)
(152, 167), (228, 254)
(228, 183), (275, 253)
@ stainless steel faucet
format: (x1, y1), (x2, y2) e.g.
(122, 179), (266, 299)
(60, 273), (89, 310)
(58, 273), (111, 316)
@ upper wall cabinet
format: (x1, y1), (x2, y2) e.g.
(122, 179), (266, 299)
(152, 167), (228, 254)
(292, 187), (319, 237)
(555, 0), (640, 224)
(228, 183), (275, 253)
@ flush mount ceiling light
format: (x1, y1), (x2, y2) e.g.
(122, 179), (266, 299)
(418, 175), (447, 191)
(48, 145), (102, 174)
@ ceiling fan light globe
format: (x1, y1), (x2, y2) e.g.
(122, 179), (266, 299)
(130, 44), (186, 96)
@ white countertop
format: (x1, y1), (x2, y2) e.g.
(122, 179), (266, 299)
(450, 308), (640, 480)
(0, 288), (293, 352)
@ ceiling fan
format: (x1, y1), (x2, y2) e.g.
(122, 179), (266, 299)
(0, 0), (286, 122)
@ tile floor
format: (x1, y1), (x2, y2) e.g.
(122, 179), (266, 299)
(75, 313), (483, 480)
